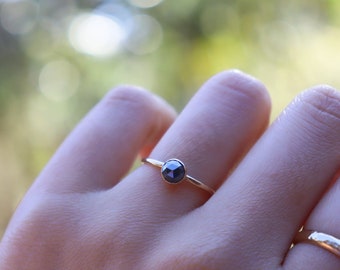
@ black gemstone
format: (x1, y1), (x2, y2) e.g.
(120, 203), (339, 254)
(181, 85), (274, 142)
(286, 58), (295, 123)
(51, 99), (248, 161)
(161, 159), (186, 184)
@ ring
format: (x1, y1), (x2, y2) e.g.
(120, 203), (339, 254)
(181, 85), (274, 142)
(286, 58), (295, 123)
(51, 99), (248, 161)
(142, 158), (215, 195)
(293, 229), (340, 257)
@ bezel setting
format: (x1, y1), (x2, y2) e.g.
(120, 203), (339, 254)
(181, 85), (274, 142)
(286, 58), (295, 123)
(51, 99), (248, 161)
(161, 159), (186, 184)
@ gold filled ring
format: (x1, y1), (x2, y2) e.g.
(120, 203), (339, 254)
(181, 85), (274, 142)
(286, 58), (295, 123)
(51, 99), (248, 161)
(293, 229), (340, 258)
(142, 158), (215, 195)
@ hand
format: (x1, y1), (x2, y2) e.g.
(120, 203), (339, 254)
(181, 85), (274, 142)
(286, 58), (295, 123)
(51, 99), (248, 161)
(0, 70), (339, 270)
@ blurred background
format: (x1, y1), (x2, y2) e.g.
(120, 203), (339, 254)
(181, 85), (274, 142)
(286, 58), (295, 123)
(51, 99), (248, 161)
(1, 0), (340, 237)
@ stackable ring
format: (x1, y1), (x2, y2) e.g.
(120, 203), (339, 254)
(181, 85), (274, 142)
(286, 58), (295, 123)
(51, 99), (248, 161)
(142, 158), (215, 195)
(293, 229), (340, 257)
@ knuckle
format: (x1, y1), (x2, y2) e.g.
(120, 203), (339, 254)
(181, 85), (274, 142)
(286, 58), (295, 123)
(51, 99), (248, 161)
(104, 85), (154, 113)
(209, 70), (271, 114)
(299, 85), (340, 128)
(217, 70), (270, 103)
(289, 85), (340, 153)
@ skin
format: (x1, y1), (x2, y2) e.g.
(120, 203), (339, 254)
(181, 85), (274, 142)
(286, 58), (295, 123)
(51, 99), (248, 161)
(0, 70), (339, 270)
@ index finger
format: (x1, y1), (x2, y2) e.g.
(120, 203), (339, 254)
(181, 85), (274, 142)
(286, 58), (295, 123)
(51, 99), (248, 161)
(33, 86), (176, 193)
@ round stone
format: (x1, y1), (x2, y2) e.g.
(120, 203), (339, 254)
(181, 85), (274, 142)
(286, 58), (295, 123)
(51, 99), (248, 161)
(161, 159), (186, 184)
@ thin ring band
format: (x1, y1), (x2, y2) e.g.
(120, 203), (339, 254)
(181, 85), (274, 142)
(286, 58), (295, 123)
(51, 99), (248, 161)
(294, 229), (340, 257)
(142, 158), (215, 195)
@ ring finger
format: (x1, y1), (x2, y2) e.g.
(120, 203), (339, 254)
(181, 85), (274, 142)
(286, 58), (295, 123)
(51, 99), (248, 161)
(116, 70), (271, 214)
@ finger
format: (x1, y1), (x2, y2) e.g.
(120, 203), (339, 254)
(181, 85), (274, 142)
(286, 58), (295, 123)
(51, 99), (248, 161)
(284, 173), (340, 270)
(33, 86), (176, 193)
(120, 70), (271, 213)
(206, 86), (340, 267)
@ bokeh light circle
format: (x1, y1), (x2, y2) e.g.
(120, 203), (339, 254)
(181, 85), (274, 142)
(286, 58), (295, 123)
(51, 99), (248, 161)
(39, 59), (80, 102)
(68, 13), (125, 58)
(0, 0), (39, 35)
(124, 14), (163, 55)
